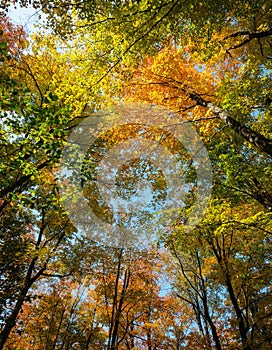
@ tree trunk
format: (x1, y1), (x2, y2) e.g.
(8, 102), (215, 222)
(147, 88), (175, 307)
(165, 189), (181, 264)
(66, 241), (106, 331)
(190, 93), (272, 157)
(0, 254), (46, 349)
(210, 239), (251, 350)
(224, 274), (251, 350)
(0, 281), (31, 349)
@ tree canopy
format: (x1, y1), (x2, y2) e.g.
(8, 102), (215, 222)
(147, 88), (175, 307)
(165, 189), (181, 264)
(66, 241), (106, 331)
(0, 1), (271, 349)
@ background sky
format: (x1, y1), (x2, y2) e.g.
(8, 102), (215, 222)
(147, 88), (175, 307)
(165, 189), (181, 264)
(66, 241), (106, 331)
(7, 5), (42, 34)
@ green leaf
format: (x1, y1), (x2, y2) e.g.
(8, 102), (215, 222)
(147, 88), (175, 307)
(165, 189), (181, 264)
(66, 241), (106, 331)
(0, 42), (7, 49)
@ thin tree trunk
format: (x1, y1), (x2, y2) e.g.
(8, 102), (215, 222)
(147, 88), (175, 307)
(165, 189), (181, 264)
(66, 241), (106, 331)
(0, 223), (66, 349)
(196, 252), (222, 350)
(209, 239), (251, 350)
(111, 267), (130, 349)
(224, 274), (251, 350)
(108, 248), (123, 350)
(0, 281), (31, 349)
(0, 255), (47, 349)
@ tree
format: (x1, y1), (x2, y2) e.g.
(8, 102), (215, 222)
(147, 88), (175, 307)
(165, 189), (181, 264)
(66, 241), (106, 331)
(2, 1), (272, 56)
(0, 2), (271, 349)
(0, 19), (77, 348)
(120, 12), (271, 349)
(5, 248), (191, 349)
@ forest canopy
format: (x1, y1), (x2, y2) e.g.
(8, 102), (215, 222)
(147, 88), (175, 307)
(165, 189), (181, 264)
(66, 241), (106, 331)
(0, 1), (272, 349)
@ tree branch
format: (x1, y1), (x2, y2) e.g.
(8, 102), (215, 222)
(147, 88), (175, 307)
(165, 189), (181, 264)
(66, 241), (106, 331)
(225, 27), (272, 55)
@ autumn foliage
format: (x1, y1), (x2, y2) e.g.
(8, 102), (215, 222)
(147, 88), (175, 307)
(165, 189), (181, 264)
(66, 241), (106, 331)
(0, 2), (272, 350)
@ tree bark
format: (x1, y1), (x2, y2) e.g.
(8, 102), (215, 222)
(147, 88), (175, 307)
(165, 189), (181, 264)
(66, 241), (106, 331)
(0, 258), (46, 350)
(190, 93), (272, 157)
(0, 282), (31, 349)
(209, 239), (252, 350)
(224, 274), (251, 350)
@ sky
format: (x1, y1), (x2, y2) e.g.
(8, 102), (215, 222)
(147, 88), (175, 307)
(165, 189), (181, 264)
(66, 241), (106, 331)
(7, 5), (43, 34)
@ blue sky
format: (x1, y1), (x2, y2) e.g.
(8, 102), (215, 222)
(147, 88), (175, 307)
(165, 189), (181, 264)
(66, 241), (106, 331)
(7, 5), (42, 34)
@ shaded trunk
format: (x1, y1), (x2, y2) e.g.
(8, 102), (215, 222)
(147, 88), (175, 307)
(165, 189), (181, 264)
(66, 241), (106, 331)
(0, 257), (46, 349)
(210, 239), (251, 350)
(224, 274), (251, 350)
(110, 267), (130, 349)
(196, 252), (222, 350)
(0, 281), (31, 349)
(0, 223), (65, 349)
(202, 297), (222, 350)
